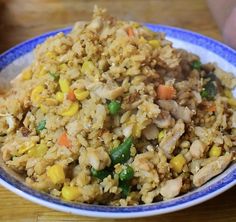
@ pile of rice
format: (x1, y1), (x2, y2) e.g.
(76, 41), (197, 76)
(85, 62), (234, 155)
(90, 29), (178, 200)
(0, 7), (235, 206)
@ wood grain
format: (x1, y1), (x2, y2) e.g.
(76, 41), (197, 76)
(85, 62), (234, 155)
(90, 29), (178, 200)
(0, 0), (235, 222)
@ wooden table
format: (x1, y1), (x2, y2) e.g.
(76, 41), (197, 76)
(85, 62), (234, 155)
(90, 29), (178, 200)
(0, 0), (235, 221)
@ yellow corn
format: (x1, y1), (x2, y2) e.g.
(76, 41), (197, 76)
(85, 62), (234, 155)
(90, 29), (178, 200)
(21, 68), (32, 80)
(113, 139), (120, 148)
(45, 51), (56, 60)
(170, 154), (186, 173)
(74, 89), (89, 101)
(130, 146), (137, 157)
(61, 186), (80, 201)
(31, 85), (44, 105)
(40, 104), (48, 114)
(44, 98), (58, 106)
(28, 144), (48, 158)
(61, 102), (79, 116)
(158, 130), (166, 142)
(59, 79), (70, 93)
(148, 39), (160, 48)
(17, 146), (31, 156)
(139, 36), (147, 44)
(227, 98), (236, 107)
(224, 89), (233, 98)
(209, 145), (222, 157)
(17, 142), (35, 156)
(132, 123), (141, 138)
(81, 61), (94, 75)
(55, 92), (65, 102)
(36, 66), (47, 77)
(131, 23), (140, 28)
(47, 164), (65, 184)
(59, 63), (68, 72)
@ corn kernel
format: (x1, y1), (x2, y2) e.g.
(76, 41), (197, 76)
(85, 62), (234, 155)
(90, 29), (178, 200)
(17, 146), (31, 156)
(31, 85), (44, 104)
(209, 145), (222, 157)
(59, 79), (70, 93)
(132, 123), (141, 138)
(74, 89), (89, 101)
(17, 142), (35, 156)
(170, 154), (186, 173)
(61, 186), (80, 201)
(113, 139), (120, 148)
(61, 102), (79, 116)
(28, 144), (48, 158)
(130, 146), (137, 157)
(139, 36), (147, 44)
(55, 92), (65, 102)
(227, 98), (236, 107)
(47, 164), (65, 184)
(81, 61), (94, 75)
(131, 23), (140, 28)
(148, 39), (160, 48)
(44, 98), (58, 106)
(158, 130), (166, 142)
(59, 63), (68, 71)
(224, 89), (233, 98)
(40, 104), (48, 114)
(36, 66), (47, 77)
(21, 68), (32, 80)
(45, 51), (56, 60)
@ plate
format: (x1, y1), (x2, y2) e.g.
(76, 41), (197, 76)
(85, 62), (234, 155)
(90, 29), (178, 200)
(0, 24), (235, 218)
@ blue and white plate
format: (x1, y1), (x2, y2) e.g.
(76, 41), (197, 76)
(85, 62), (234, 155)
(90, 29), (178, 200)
(0, 24), (235, 218)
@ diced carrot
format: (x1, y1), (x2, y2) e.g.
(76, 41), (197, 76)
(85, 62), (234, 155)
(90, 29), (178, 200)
(58, 132), (72, 148)
(127, 27), (134, 37)
(157, 84), (176, 100)
(67, 90), (76, 102)
(207, 104), (216, 112)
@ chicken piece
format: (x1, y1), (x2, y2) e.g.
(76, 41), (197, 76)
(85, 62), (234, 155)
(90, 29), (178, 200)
(214, 66), (236, 89)
(158, 100), (192, 123)
(154, 111), (173, 128)
(88, 82), (124, 100)
(189, 140), (206, 159)
(87, 147), (111, 170)
(193, 153), (233, 187)
(159, 119), (185, 158)
(143, 124), (159, 140)
(160, 176), (182, 199)
(26, 174), (54, 191)
(86, 17), (103, 32)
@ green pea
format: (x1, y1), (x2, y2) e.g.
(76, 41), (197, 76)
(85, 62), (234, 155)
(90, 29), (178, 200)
(119, 165), (134, 181)
(91, 168), (110, 180)
(110, 137), (133, 165)
(191, 60), (201, 70)
(108, 100), (121, 115)
(119, 180), (131, 197)
(36, 120), (46, 132)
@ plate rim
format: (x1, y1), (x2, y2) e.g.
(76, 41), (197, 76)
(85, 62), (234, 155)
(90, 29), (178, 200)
(0, 24), (235, 218)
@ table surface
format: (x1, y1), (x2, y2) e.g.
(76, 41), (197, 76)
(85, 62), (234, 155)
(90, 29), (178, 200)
(0, 0), (235, 222)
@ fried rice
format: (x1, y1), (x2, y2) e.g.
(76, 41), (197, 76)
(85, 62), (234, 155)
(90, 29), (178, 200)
(0, 7), (235, 206)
